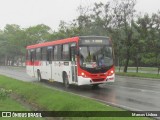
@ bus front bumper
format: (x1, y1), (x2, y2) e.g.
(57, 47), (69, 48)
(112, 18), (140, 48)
(77, 74), (115, 86)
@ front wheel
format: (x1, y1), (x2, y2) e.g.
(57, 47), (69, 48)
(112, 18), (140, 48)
(63, 73), (69, 88)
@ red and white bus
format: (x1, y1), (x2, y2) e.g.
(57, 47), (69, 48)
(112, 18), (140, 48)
(26, 36), (115, 87)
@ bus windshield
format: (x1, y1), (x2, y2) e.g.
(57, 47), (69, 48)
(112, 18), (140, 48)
(79, 45), (113, 72)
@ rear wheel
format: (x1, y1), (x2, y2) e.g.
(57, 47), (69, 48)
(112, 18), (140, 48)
(63, 73), (69, 88)
(37, 70), (42, 82)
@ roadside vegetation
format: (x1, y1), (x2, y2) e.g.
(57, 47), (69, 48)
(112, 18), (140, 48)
(116, 67), (158, 72)
(0, 75), (150, 120)
(0, 88), (44, 120)
(116, 72), (160, 79)
(115, 67), (160, 79)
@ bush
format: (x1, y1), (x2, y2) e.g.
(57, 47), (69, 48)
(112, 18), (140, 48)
(0, 88), (12, 100)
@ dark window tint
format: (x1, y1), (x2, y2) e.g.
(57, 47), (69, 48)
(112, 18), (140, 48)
(57, 45), (62, 60)
(62, 44), (69, 60)
(36, 48), (41, 60)
(53, 45), (58, 60)
(41, 47), (47, 61)
(47, 46), (52, 61)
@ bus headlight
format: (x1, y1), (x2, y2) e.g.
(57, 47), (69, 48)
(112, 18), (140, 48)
(108, 70), (114, 76)
(81, 72), (84, 76)
(81, 72), (86, 77)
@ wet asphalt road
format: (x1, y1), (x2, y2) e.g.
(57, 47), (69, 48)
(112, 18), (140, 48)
(0, 66), (37, 82)
(0, 66), (160, 111)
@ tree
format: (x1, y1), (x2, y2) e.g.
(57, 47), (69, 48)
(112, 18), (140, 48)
(25, 24), (52, 45)
(111, 0), (137, 72)
(149, 12), (160, 73)
(2, 24), (25, 65)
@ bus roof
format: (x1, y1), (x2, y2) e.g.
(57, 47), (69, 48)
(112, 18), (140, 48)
(26, 36), (109, 49)
(26, 36), (79, 49)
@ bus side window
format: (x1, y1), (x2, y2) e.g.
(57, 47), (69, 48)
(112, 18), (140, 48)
(30, 49), (36, 62)
(52, 46), (54, 60)
(70, 42), (77, 61)
(42, 47), (47, 61)
(57, 45), (62, 60)
(36, 48), (41, 60)
(62, 44), (69, 61)
(47, 46), (52, 61)
(53, 45), (58, 61)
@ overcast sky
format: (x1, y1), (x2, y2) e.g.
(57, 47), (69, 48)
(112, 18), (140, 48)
(0, 0), (159, 31)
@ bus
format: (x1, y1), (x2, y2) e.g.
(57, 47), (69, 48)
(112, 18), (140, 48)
(26, 36), (115, 87)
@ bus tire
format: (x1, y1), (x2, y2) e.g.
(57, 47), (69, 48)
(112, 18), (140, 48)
(37, 70), (42, 82)
(63, 72), (69, 88)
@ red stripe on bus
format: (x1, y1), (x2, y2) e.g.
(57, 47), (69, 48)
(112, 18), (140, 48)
(26, 61), (41, 66)
(26, 37), (79, 49)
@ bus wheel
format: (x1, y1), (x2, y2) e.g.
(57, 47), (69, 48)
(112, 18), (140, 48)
(63, 73), (69, 88)
(37, 70), (42, 82)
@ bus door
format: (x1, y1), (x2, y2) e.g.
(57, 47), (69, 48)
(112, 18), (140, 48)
(46, 46), (53, 80)
(70, 43), (77, 83)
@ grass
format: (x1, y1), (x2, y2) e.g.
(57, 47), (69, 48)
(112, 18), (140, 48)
(0, 97), (27, 111)
(115, 66), (160, 79)
(0, 76), (118, 111)
(116, 72), (160, 79)
(116, 66), (158, 74)
(116, 67), (158, 72)
(0, 75), (151, 120)
(0, 97), (44, 120)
